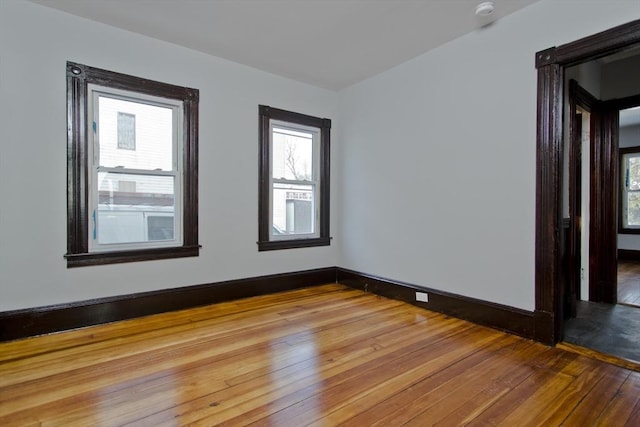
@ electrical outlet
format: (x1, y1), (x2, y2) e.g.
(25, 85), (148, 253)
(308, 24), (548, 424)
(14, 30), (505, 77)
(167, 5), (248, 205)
(416, 292), (429, 303)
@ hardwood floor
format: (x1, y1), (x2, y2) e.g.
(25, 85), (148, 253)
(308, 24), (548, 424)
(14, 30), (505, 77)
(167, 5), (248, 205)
(1, 284), (640, 426)
(619, 260), (640, 307)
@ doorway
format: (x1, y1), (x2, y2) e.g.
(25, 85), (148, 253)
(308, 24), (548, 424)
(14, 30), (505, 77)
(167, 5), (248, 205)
(534, 19), (640, 348)
(561, 77), (640, 362)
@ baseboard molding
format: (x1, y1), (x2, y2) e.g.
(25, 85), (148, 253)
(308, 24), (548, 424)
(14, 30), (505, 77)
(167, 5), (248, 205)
(618, 249), (640, 261)
(0, 267), (336, 342)
(1, 266), (549, 344)
(337, 268), (537, 340)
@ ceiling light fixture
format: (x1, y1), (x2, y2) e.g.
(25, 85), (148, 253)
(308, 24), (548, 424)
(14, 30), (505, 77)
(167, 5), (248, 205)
(475, 1), (495, 17)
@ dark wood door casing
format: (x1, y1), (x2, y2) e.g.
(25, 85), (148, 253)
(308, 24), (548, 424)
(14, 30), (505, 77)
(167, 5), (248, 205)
(535, 19), (640, 344)
(590, 108), (618, 304)
(567, 81), (618, 306)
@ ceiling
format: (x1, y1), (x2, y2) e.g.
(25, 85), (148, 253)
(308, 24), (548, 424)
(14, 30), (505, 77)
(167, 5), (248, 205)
(29, 0), (539, 90)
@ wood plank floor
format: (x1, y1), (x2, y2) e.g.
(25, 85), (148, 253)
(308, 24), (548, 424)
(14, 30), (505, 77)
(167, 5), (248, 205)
(619, 260), (640, 307)
(1, 284), (640, 426)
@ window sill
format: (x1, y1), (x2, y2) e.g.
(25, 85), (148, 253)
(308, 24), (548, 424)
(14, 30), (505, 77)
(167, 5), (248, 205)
(65, 245), (200, 268)
(257, 237), (330, 252)
(619, 228), (640, 235)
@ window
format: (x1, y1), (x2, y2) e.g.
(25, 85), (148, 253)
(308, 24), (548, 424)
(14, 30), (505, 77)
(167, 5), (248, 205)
(66, 62), (199, 267)
(620, 146), (640, 233)
(258, 105), (331, 251)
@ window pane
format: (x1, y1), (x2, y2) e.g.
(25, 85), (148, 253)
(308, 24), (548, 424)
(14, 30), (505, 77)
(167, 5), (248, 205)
(272, 183), (314, 235)
(147, 216), (174, 241)
(97, 171), (175, 244)
(117, 112), (136, 150)
(628, 192), (640, 227)
(629, 156), (640, 190)
(98, 96), (174, 171)
(272, 127), (313, 181)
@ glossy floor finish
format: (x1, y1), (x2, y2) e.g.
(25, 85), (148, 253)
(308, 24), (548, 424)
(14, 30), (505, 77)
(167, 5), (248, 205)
(2, 284), (640, 426)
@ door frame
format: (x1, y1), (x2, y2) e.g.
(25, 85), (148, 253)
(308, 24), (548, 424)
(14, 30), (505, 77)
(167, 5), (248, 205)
(534, 19), (640, 345)
(568, 80), (618, 307)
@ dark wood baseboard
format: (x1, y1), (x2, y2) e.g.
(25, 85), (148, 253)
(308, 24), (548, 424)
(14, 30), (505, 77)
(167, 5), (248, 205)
(1, 266), (549, 344)
(337, 268), (538, 341)
(0, 267), (336, 342)
(618, 249), (640, 261)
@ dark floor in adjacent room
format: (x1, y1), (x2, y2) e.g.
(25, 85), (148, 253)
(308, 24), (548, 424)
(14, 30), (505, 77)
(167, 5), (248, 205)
(562, 260), (640, 365)
(564, 301), (640, 363)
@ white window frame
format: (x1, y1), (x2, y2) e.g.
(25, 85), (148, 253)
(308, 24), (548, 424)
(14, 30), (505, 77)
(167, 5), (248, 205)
(269, 120), (321, 241)
(87, 84), (184, 252)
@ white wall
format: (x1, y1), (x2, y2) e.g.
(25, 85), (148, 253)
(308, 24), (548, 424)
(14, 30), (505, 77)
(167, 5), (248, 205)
(338, 0), (640, 311)
(0, 0), (339, 311)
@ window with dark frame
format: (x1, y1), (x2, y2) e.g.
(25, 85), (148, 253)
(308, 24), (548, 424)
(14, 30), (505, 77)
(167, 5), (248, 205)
(65, 61), (200, 267)
(258, 105), (331, 251)
(620, 146), (640, 234)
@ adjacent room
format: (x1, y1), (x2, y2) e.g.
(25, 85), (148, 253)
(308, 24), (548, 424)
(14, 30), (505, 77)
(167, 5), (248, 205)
(2, 0), (640, 424)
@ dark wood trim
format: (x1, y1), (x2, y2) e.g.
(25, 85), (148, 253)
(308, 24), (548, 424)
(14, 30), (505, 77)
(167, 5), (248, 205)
(618, 249), (640, 261)
(535, 47), (557, 68)
(0, 267), (337, 342)
(257, 105), (331, 251)
(613, 127), (640, 234)
(618, 228), (640, 235)
(569, 79), (599, 112)
(603, 93), (640, 111)
(65, 245), (201, 267)
(337, 268), (536, 341)
(535, 61), (564, 343)
(257, 237), (331, 251)
(553, 19), (640, 66)
(568, 80), (619, 305)
(65, 61), (200, 267)
(590, 107), (619, 304)
(2, 266), (555, 344)
(535, 19), (640, 344)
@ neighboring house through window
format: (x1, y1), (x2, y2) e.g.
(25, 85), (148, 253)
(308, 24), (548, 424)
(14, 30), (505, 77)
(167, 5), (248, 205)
(65, 62), (199, 267)
(258, 105), (331, 251)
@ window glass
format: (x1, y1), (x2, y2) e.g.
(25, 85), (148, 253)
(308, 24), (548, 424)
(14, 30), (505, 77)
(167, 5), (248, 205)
(98, 96), (173, 170)
(117, 112), (136, 150)
(96, 172), (176, 245)
(272, 127), (313, 181)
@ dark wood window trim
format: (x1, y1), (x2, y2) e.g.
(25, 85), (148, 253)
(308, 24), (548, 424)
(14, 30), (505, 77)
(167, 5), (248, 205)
(65, 61), (200, 267)
(535, 19), (640, 344)
(258, 105), (331, 251)
(613, 94), (640, 235)
(619, 145), (640, 234)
